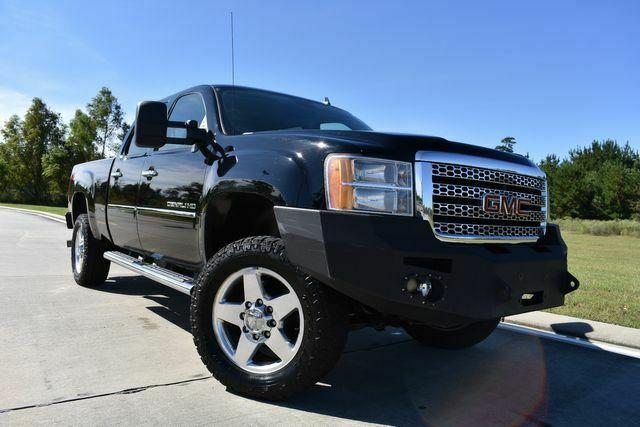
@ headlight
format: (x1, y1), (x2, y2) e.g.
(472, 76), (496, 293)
(325, 154), (413, 216)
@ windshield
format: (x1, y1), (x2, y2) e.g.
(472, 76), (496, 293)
(217, 87), (372, 135)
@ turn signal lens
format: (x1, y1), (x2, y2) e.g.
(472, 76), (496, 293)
(325, 155), (413, 216)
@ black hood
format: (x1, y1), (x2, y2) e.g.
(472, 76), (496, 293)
(250, 129), (535, 167)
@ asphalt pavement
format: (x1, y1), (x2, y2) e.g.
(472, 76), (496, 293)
(1, 208), (639, 426)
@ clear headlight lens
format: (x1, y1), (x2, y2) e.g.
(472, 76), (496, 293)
(325, 154), (413, 216)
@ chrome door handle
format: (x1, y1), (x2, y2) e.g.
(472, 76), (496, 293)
(111, 170), (123, 179)
(141, 168), (158, 178)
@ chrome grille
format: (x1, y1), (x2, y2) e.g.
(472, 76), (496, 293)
(431, 163), (546, 190)
(434, 223), (543, 237)
(433, 202), (546, 222)
(432, 183), (546, 206)
(416, 151), (548, 243)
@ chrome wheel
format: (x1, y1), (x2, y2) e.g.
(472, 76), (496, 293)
(212, 267), (304, 374)
(73, 229), (85, 275)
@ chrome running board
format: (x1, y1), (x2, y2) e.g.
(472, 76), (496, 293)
(104, 251), (194, 295)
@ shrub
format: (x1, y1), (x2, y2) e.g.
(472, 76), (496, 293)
(555, 218), (640, 238)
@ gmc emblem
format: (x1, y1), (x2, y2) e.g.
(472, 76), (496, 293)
(482, 194), (531, 216)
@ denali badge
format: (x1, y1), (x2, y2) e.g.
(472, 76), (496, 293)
(482, 194), (531, 216)
(167, 201), (196, 210)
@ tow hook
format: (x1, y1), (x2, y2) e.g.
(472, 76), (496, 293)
(563, 272), (580, 294)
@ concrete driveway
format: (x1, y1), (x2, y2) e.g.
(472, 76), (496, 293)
(1, 208), (639, 426)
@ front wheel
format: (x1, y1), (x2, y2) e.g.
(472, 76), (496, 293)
(190, 236), (348, 400)
(405, 318), (500, 350)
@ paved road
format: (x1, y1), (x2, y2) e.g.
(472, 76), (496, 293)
(1, 208), (639, 426)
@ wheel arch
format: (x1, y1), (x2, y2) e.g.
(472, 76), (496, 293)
(202, 191), (282, 260)
(69, 190), (100, 239)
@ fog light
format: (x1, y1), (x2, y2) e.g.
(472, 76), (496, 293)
(406, 277), (419, 293)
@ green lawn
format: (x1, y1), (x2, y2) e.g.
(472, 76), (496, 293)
(0, 203), (67, 216)
(547, 231), (640, 329)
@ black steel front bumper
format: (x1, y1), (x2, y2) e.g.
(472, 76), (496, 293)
(274, 207), (579, 327)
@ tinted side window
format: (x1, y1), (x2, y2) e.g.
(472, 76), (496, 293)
(160, 93), (207, 151)
(124, 126), (148, 157)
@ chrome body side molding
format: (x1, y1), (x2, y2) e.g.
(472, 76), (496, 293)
(106, 204), (197, 218)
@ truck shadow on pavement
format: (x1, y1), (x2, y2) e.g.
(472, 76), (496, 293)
(102, 275), (192, 331)
(98, 275), (640, 426)
(550, 321), (594, 339)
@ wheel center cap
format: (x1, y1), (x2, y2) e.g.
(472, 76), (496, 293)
(244, 308), (266, 332)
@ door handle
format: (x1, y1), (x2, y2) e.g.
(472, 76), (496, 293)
(141, 168), (158, 179)
(111, 169), (123, 179)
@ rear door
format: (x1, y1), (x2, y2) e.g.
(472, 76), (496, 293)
(107, 128), (149, 251)
(136, 93), (208, 267)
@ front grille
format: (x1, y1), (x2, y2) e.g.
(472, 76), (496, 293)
(417, 157), (547, 242)
(431, 163), (546, 191)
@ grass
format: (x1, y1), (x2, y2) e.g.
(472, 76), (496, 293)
(555, 217), (640, 238)
(547, 231), (640, 329)
(0, 202), (67, 216)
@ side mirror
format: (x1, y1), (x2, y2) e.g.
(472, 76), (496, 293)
(135, 101), (168, 148)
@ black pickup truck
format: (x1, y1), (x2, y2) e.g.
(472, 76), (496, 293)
(67, 85), (579, 400)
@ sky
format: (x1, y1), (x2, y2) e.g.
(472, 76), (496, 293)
(0, 0), (638, 161)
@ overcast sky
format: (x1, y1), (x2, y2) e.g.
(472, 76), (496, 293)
(0, 0), (638, 161)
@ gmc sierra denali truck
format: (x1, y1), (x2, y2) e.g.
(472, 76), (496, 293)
(67, 85), (579, 400)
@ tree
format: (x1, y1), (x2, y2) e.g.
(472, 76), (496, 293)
(22, 98), (66, 202)
(496, 136), (516, 153)
(539, 154), (561, 217)
(0, 99), (65, 203)
(586, 160), (640, 219)
(118, 121), (131, 143)
(540, 140), (640, 220)
(0, 117), (19, 201)
(0, 115), (24, 201)
(87, 87), (127, 157)
(43, 109), (99, 203)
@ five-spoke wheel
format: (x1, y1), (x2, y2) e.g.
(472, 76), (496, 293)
(213, 267), (304, 373)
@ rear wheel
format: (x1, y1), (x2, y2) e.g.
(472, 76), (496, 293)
(71, 214), (110, 287)
(190, 236), (348, 400)
(405, 318), (500, 350)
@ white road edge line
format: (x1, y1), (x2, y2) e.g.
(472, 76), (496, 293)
(0, 206), (66, 224)
(499, 322), (640, 360)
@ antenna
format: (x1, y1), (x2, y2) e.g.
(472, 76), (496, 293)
(230, 12), (235, 85)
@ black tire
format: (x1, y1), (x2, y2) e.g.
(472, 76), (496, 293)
(405, 318), (500, 350)
(190, 236), (348, 401)
(71, 214), (110, 287)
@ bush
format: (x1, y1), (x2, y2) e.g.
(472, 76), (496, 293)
(555, 218), (640, 238)
(540, 140), (640, 220)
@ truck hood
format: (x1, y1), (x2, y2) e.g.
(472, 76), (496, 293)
(253, 129), (535, 167)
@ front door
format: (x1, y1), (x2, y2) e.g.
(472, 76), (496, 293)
(136, 93), (208, 267)
(107, 129), (149, 251)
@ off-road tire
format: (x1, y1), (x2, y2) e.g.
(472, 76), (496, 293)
(190, 236), (349, 401)
(405, 318), (500, 350)
(71, 214), (110, 287)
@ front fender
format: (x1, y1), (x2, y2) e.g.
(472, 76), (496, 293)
(203, 150), (310, 208)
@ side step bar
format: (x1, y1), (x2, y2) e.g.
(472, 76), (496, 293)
(104, 251), (194, 295)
